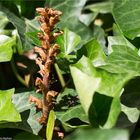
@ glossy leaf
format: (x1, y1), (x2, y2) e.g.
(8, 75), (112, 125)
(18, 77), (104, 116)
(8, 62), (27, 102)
(108, 36), (136, 54)
(93, 25), (106, 50)
(56, 105), (89, 124)
(70, 58), (101, 114)
(80, 38), (106, 67)
(13, 91), (42, 134)
(0, 88), (21, 123)
(0, 2), (26, 50)
(0, 2), (34, 51)
(101, 45), (140, 75)
(25, 31), (40, 46)
(113, 0), (140, 39)
(79, 13), (97, 26)
(0, 35), (15, 62)
(57, 28), (81, 56)
(56, 88), (78, 103)
(85, 1), (113, 14)
(70, 56), (135, 127)
(46, 110), (55, 140)
(65, 128), (129, 140)
(0, 91), (42, 135)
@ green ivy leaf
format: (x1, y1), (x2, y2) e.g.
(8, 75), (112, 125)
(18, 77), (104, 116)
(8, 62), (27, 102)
(107, 36), (136, 54)
(57, 28), (81, 56)
(70, 56), (135, 128)
(113, 0), (140, 39)
(0, 88), (21, 123)
(101, 45), (140, 75)
(70, 57), (101, 114)
(85, 1), (113, 14)
(79, 13), (97, 26)
(0, 35), (15, 62)
(0, 11), (8, 29)
(56, 105), (89, 124)
(13, 91), (42, 135)
(65, 128), (129, 140)
(0, 91), (42, 135)
(78, 38), (106, 67)
(25, 31), (40, 46)
(0, 2), (34, 51)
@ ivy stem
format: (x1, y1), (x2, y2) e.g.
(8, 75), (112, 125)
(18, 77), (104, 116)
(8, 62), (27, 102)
(54, 63), (66, 88)
(11, 58), (28, 87)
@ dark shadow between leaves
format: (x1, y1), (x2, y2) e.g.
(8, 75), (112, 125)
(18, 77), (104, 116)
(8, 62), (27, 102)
(121, 77), (140, 109)
(88, 92), (113, 127)
(116, 112), (136, 135)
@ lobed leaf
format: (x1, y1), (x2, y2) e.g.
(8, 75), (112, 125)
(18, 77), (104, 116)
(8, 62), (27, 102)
(113, 0), (140, 39)
(0, 35), (15, 62)
(57, 28), (81, 57)
(0, 88), (21, 123)
(56, 105), (89, 124)
(0, 91), (42, 135)
(85, 1), (113, 14)
(70, 56), (135, 128)
(101, 45), (140, 75)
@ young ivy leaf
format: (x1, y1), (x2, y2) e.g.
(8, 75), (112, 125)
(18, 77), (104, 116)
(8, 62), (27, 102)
(0, 35), (15, 62)
(56, 28), (81, 58)
(0, 88), (21, 123)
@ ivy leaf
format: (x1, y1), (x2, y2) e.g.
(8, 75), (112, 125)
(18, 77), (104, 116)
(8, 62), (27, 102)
(78, 38), (106, 67)
(85, 1), (113, 14)
(0, 35), (15, 62)
(79, 13), (97, 26)
(25, 31), (40, 46)
(0, 11), (9, 29)
(70, 57), (101, 114)
(57, 28), (81, 57)
(13, 91), (42, 134)
(65, 128), (129, 140)
(0, 1), (34, 51)
(70, 56), (135, 128)
(101, 45), (140, 75)
(0, 91), (42, 135)
(56, 105), (89, 124)
(25, 19), (40, 47)
(93, 25), (106, 50)
(112, 0), (140, 39)
(0, 88), (21, 123)
(107, 36), (136, 54)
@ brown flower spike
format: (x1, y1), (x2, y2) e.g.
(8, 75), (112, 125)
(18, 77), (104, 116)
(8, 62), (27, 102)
(29, 7), (62, 124)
